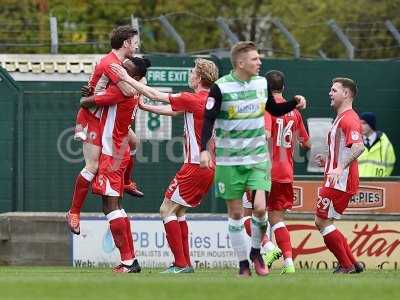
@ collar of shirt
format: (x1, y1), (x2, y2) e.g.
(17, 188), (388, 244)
(363, 131), (377, 146)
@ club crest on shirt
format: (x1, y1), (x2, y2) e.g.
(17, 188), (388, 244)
(351, 131), (360, 141)
(206, 97), (215, 110)
(218, 182), (225, 194)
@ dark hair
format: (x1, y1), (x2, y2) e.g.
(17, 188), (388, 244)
(265, 70), (285, 92)
(332, 77), (358, 98)
(131, 57), (151, 79)
(110, 25), (138, 49)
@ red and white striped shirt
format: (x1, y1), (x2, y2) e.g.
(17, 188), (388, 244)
(86, 51), (122, 118)
(169, 91), (209, 164)
(324, 109), (362, 194)
(264, 95), (310, 183)
(95, 85), (137, 158)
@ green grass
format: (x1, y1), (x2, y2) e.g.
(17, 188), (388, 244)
(0, 267), (398, 300)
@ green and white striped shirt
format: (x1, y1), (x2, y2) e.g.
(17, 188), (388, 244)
(214, 71), (268, 165)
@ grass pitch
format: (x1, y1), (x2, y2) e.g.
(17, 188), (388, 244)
(0, 267), (398, 300)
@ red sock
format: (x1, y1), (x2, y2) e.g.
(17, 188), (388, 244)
(70, 174), (90, 214)
(178, 218), (191, 267)
(323, 229), (352, 268)
(164, 220), (186, 267)
(337, 231), (356, 265)
(124, 217), (135, 258)
(110, 218), (132, 261)
(243, 217), (252, 237)
(274, 226), (292, 259)
(124, 156), (134, 185)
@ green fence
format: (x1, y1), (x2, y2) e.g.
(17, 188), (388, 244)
(1, 56), (399, 213)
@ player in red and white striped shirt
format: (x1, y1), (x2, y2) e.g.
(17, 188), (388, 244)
(67, 26), (139, 235)
(314, 77), (365, 274)
(79, 58), (151, 273)
(263, 70), (311, 274)
(110, 58), (219, 273)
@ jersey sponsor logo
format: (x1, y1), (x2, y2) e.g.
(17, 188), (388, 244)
(206, 97), (215, 110)
(227, 102), (261, 118)
(351, 130), (360, 141)
(348, 186), (385, 210)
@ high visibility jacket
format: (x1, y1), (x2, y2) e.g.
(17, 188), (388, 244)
(358, 132), (396, 177)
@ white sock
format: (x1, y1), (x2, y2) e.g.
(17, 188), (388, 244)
(263, 241), (276, 252)
(228, 218), (248, 261)
(80, 168), (95, 182)
(251, 214), (268, 249)
(284, 258), (294, 266)
(121, 259), (134, 266)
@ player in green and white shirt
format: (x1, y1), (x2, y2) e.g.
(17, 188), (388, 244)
(200, 41), (306, 277)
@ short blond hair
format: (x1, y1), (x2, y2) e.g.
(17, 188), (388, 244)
(194, 58), (219, 88)
(230, 41), (257, 68)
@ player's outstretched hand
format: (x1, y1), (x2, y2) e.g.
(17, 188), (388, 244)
(81, 85), (92, 97)
(294, 95), (306, 110)
(80, 97), (94, 108)
(110, 63), (129, 81)
(200, 150), (212, 169)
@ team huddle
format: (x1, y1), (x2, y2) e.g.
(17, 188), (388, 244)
(66, 25), (365, 276)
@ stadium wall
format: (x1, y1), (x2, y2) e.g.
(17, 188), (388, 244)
(1, 212), (399, 269)
(0, 57), (399, 213)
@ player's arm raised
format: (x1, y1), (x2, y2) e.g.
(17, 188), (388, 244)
(138, 97), (182, 117)
(266, 86), (306, 116)
(110, 63), (170, 103)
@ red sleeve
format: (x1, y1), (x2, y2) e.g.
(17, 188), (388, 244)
(341, 115), (362, 147)
(169, 92), (200, 113)
(94, 85), (125, 106)
(264, 112), (272, 131)
(103, 62), (121, 84)
(295, 111), (310, 144)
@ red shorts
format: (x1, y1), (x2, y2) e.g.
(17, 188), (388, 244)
(267, 182), (294, 211)
(75, 108), (101, 146)
(164, 163), (214, 208)
(315, 186), (354, 219)
(92, 152), (130, 197)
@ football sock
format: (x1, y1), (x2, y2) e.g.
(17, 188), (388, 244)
(243, 216), (252, 237)
(321, 225), (353, 268)
(251, 214), (268, 249)
(272, 222), (293, 259)
(337, 230), (357, 265)
(228, 218), (248, 261)
(70, 168), (95, 214)
(120, 209), (135, 258)
(263, 241), (276, 252)
(178, 215), (191, 267)
(107, 210), (132, 261)
(164, 216), (187, 268)
(284, 258), (294, 266)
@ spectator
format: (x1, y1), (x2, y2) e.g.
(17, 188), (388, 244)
(358, 112), (396, 177)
